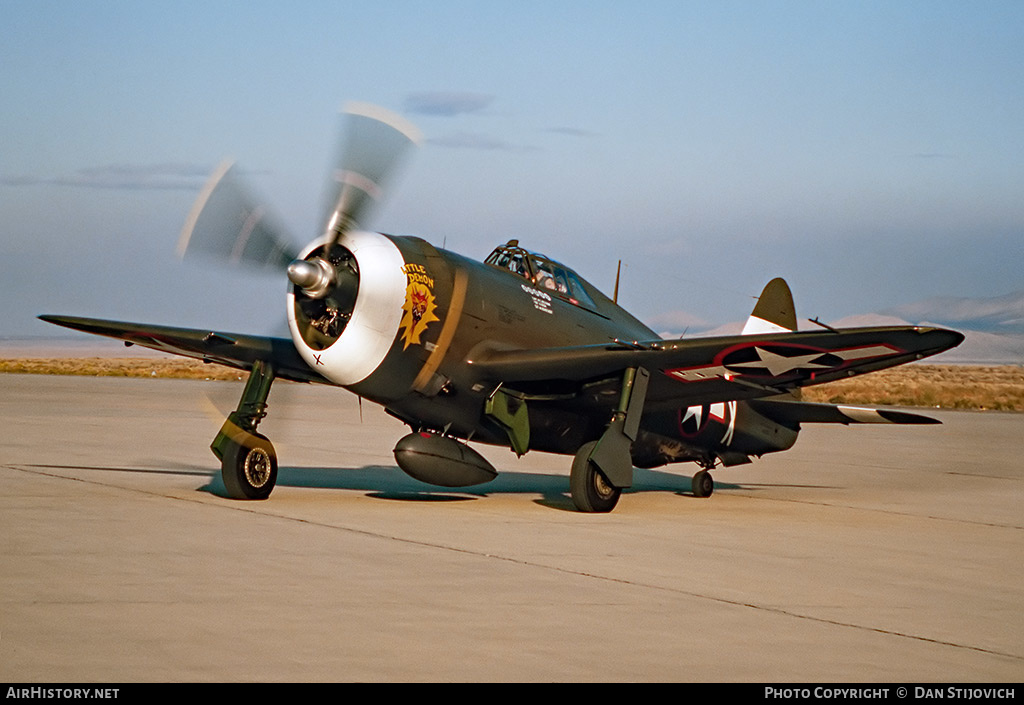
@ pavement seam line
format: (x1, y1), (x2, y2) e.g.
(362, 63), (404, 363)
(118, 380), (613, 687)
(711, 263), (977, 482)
(7, 462), (1022, 664)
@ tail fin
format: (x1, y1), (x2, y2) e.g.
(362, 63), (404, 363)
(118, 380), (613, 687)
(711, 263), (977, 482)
(742, 277), (800, 400)
(742, 277), (796, 335)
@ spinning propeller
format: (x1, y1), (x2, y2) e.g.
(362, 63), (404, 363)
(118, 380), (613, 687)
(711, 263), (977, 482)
(178, 102), (422, 305)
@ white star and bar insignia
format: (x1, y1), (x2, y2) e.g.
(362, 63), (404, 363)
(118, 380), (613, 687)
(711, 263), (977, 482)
(727, 347), (832, 376)
(665, 344), (900, 383)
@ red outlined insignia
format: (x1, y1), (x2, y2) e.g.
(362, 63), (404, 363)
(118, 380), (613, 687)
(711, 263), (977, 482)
(665, 342), (902, 383)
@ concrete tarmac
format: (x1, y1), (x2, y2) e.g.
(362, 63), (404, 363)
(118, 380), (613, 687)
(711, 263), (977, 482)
(1, 374), (1022, 682)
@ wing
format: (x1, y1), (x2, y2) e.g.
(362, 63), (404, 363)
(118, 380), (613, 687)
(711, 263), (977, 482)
(38, 315), (327, 384)
(469, 325), (964, 411)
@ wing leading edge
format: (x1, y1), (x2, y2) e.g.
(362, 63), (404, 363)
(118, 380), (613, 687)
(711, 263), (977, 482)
(38, 315), (326, 384)
(470, 325), (964, 410)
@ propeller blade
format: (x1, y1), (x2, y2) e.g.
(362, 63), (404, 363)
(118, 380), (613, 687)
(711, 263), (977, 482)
(320, 103), (421, 245)
(178, 161), (299, 269)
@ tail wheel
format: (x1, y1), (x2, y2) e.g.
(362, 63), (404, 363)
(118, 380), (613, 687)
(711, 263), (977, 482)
(222, 432), (278, 500)
(692, 469), (714, 498)
(570, 441), (621, 513)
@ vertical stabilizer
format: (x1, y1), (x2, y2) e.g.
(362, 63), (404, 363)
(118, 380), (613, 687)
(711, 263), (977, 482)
(742, 277), (797, 335)
(742, 277), (801, 400)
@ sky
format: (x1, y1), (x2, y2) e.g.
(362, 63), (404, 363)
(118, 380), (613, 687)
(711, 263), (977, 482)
(2, 0), (1022, 340)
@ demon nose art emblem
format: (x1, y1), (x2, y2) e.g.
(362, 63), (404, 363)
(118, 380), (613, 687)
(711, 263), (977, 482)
(400, 263), (440, 350)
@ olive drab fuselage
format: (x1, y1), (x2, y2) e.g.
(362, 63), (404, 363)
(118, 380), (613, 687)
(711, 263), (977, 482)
(293, 233), (778, 468)
(346, 235), (651, 451)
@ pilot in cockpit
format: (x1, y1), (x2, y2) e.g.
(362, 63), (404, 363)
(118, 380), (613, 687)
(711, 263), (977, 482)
(536, 270), (556, 290)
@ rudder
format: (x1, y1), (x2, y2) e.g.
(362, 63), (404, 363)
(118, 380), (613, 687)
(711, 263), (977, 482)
(742, 277), (796, 335)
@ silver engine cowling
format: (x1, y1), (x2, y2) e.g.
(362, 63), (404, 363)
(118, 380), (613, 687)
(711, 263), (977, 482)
(287, 230), (406, 386)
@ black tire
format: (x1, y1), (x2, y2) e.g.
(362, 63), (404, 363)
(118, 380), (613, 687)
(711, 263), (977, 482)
(692, 469), (714, 498)
(570, 441), (621, 513)
(222, 432), (278, 500)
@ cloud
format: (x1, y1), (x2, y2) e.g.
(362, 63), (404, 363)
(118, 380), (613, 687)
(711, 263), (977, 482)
(404, 92), (495, 117)
(427, 131), (539, 153)
(0, 163), (211, 191)
(544, 126), (599, 138)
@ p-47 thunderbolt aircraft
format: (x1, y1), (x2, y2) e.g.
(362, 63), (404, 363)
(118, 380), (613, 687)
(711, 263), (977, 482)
(42, 104), (964, 512)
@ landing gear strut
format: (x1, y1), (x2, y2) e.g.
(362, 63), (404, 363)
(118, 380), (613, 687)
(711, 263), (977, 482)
(211, 360), (278, 500)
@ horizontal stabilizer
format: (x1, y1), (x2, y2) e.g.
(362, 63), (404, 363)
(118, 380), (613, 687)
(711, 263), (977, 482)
(749, 398), (941, 426)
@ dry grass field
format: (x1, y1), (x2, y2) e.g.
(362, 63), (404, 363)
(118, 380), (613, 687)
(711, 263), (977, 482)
(801, 364), (1024, 411)
(0, 357), (245, 381)
(2, 358), (1021, 412)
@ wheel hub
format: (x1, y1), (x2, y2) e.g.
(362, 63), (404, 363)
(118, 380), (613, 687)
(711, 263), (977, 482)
(593, 470), (616, 500)
(244, 447), (272, 488)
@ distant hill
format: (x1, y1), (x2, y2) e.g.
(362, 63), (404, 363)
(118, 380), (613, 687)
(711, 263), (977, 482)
(832, 290), (1024, 365)
(882, 291), (1024, 336)
(829, 315), (1024, 364)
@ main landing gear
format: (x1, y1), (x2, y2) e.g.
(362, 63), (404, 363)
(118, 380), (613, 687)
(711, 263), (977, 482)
(569, 366), (649, 513)
(210, 360), (278, 500)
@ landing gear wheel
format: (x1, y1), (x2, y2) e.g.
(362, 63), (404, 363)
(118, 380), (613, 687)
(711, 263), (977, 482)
(692, 469), (714, 498)
(222, 432), (278, 500)
(570, 441), (621, 513)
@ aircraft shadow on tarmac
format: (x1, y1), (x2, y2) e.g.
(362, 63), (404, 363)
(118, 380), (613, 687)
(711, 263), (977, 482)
(196, 464), (806, 511)
(24, 462), (839, 511)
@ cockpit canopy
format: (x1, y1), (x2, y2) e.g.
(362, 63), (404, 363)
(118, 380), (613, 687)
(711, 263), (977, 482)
(484, 240), (597, 309)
